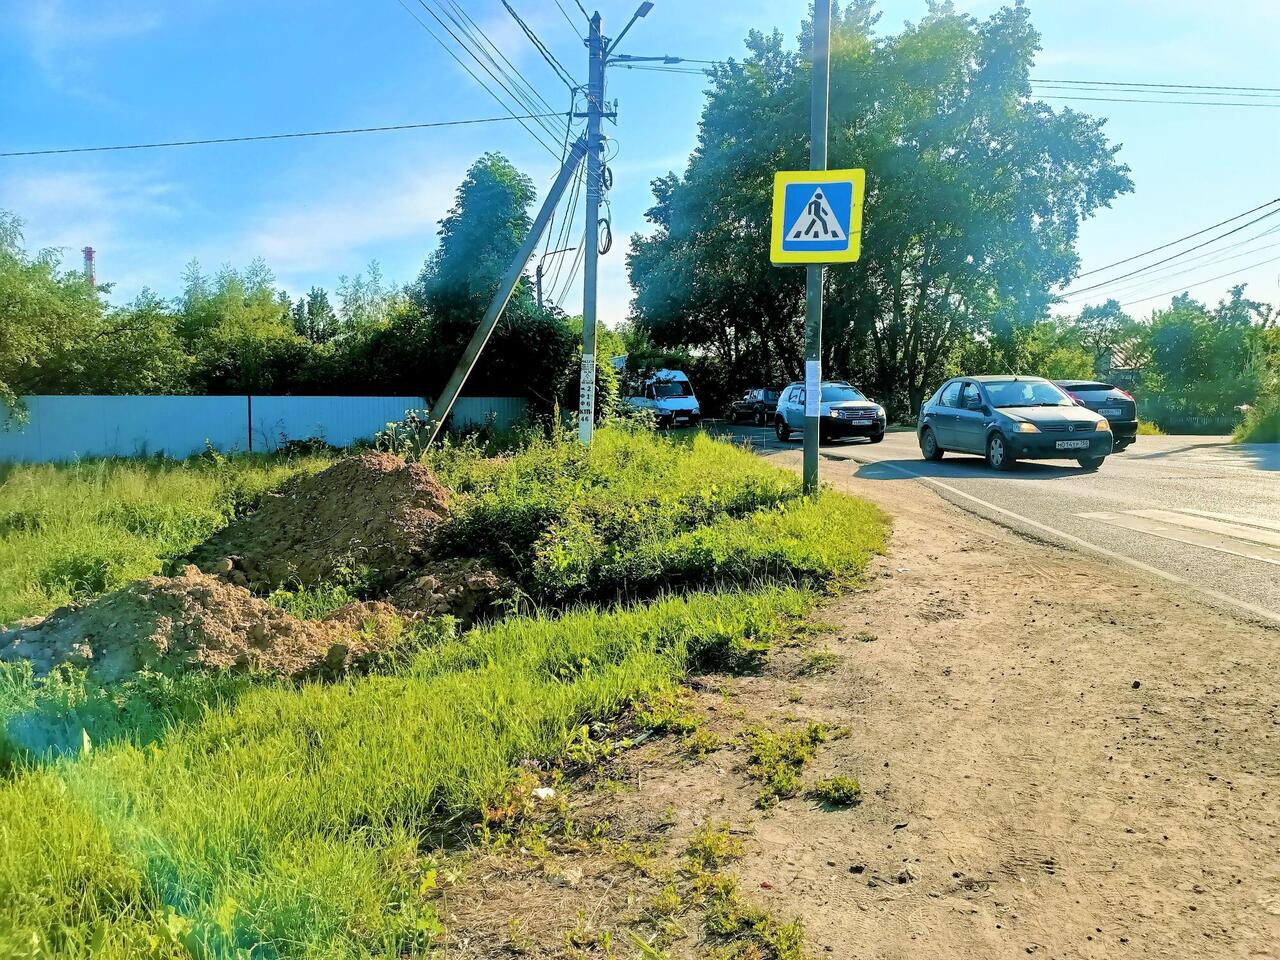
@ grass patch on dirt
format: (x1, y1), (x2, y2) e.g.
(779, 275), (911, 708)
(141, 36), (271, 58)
(0, 426), (886, 958)
(743, 722), (836, 807)
(430, 427), (884, 605)
(0, 453), (333, 625)
(0, 590), (811, 958)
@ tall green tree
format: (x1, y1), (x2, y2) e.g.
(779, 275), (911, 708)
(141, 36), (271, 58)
(628, 1), (1133, 415)
(0, 212), (105, 414)
(292, 286), (340, 344)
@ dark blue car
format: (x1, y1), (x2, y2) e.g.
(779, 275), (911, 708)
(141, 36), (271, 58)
(918, 376), (1113, 471)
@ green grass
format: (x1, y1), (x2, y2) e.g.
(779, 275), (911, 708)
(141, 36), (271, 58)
(0, 590), (813, 958)
(0, 426), (887, 958)
(0, 453), (333, 625)
(1136, 420), (1165, 436)
(1232, 396), (1280, 444)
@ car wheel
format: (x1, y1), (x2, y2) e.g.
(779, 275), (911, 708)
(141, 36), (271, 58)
(869, 431), (885, 444)
(986, 433), (1016, 471)
(920, 428), (943, 461)
(775, 417), (791, 442)
(754, 407), (766, 427)
(1077, 456), (1106, 471)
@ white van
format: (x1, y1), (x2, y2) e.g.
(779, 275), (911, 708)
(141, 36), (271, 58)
(626, 368), (701, 428)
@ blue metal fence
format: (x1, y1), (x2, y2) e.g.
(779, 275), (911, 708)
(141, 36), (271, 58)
(0, 395), (528, 463)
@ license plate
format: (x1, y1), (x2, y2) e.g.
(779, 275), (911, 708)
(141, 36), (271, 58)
(1055, 439), (1091, 450)
(848, 419), (873, 426)
(1100, 407), (1122, 416)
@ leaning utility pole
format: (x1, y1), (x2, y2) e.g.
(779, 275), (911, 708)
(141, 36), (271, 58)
(423, 137), (589, 446)
(577, 11), (606, 445)
(803, 0), (832, 495)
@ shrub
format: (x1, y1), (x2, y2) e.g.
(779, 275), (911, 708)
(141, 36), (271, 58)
(1233, 395), (1280, 444)
(809, 775), (862, 807)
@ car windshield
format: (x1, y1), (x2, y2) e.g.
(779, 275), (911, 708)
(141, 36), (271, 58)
(652, 381), (691, 398)
(986, 380), (1071, 408)
(820, 385), (866, 402)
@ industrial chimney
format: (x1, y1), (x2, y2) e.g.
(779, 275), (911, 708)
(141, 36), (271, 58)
(82, 246), (96, 288)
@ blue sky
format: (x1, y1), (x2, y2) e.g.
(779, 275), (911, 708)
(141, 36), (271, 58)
(2, 0), (1278, 325)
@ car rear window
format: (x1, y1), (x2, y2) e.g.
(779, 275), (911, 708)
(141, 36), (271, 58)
(1066, 382), (1117, 392)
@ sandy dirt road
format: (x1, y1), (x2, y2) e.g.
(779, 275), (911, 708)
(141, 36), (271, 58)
(443, 457), (1279, 959)
(727, 465), (1280, 959)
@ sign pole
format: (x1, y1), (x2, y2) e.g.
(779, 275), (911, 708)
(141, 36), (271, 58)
(803, 0), (832, 495)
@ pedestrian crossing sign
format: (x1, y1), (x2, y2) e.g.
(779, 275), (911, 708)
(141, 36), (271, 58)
(770, 168), (865, 265)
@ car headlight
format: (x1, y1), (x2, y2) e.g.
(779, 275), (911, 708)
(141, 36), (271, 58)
(1015, 421), (1040, 433)
(1095, 418), (1111, 432)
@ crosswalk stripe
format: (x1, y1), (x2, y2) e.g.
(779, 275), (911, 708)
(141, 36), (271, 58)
(1076, 510), (1280, 566)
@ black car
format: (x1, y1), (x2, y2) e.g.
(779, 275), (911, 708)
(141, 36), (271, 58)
(918, 376), (1112, 471)
(728, 388), (781, 426)
(1054, 380), (1138, 452)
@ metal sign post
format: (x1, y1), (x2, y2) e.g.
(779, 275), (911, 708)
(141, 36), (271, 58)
(768, 0), (867, 495)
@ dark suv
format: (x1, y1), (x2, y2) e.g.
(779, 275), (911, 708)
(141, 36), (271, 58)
(1054, 380), (1138, 452)
(728, 388), (781, 426)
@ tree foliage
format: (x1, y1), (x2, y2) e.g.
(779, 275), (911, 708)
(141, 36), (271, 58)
(0, 152), (577, 416)
(628, 1), (1133, 415)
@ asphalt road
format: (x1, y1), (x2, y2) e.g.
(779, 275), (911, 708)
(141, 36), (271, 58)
(712, 422), (1280, 624)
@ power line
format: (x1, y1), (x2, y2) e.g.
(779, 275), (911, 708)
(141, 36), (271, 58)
(552, 0), (583, 39)
(0, 113), (567, 158)
(427, 0), (567, 146)
(1070, 197), (1280, 279)
(395, 0), (562, 158)
(1035, 94), (1280, 109)
(1064, 206), (1280, 298)
(396, 0), (563, 158)
(1031, 81), (1280, 101)
(1034, 77), (1280, 94)
(1117, 252), (1280, 308)
(502, 0), (578, 90)
(1067, 234), (1280, 302)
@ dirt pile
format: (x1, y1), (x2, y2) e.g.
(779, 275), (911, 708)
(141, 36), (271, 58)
(189, 452), (453, 591)
(0, 566), (404, 682)
(388, 559), (505, 621)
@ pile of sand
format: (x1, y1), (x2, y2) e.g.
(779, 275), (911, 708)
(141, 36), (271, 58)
(1, 453), (511, 683)
(188, 452), (453, 592)
(0, 566), (404, 682)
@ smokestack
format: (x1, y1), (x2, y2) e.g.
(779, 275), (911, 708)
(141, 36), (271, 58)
(82, 246), (96, 288)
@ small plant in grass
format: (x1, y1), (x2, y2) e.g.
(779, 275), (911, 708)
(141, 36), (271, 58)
(696, 873), (808, 960)
(1137, 420), (1166, 436)
(636, 689), (703, 736)
(685, 727), (720, 758)
(809, 775), (862, 807)
(743, 723), (832, 806)
(796, 648), (840, 677)
(650, 883), (683, 919)
(685, 821), (744, 873)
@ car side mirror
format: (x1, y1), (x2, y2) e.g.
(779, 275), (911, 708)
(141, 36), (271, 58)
(965, 397), (983, 411)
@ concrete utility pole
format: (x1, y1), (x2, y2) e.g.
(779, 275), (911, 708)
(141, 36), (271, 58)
(577, 11), (606, 445)
(803, 0), (832, 495)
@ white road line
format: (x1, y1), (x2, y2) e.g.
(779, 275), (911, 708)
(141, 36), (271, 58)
(1075, 510), (1280, 566)
(844, 453), (1280, 627)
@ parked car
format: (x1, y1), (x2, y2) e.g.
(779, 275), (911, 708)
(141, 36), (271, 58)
(728, 388), (781, 426)
(1054, 380), (1138, 452)
(624, 368), (702, 428)
(918, 376), (1112, 471)
(774, 381), (886, 443)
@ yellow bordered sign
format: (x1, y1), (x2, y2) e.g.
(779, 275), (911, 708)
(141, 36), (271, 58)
(770, 168), (865, 265)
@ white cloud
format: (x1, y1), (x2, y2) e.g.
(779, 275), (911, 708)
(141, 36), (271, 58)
(239, 165), (465, 278)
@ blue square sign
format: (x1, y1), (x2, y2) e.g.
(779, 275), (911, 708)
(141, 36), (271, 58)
(770, 169), (865, 265)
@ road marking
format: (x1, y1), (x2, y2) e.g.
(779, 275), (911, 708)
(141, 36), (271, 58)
(1075, 510), (1280, 566)
(842, 452), (1280, 627)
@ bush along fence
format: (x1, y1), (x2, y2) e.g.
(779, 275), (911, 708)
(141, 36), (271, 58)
(0, 395), (527, 463)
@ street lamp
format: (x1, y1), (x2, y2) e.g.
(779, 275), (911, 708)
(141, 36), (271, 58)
(608, 1), (653, 55)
